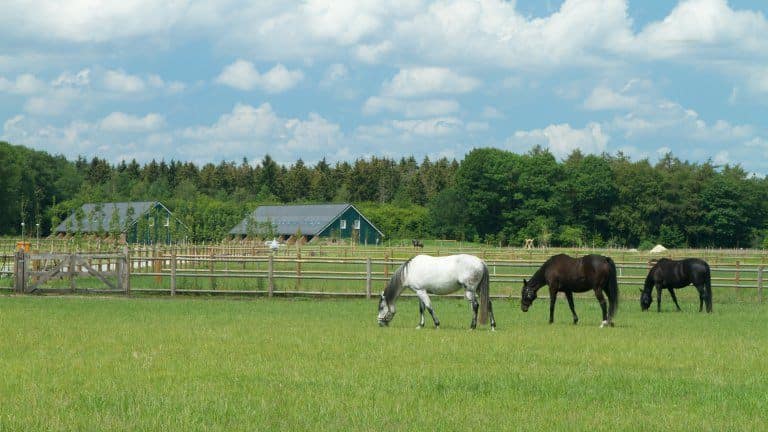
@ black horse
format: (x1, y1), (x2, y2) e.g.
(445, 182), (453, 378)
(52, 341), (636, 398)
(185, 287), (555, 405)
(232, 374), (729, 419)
(520, 254), (619, 327)
(640, 258), (712, 313)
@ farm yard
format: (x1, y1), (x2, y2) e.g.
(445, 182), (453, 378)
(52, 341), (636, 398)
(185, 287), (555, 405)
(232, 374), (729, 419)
(1, 240), (767, 430)
(0, 296), (766, 431)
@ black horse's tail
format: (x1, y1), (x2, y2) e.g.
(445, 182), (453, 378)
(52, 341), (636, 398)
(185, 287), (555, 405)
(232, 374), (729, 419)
(478, 263), (490, 325)
(704, 261), (713, 312)
(605, 257), (619, 320)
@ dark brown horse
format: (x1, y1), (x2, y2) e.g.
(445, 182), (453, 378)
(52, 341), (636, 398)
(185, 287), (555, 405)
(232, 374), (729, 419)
(640, 258), (712, 313)
(520, 254), (619, 327)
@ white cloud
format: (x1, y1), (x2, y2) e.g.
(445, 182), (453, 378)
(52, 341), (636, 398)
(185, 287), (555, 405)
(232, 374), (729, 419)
(104, 69), (146, 93)
(392, 117), (464, 136)
(363, 96), (460, 118)
(215, 60), (303, 93)
(508, 123), (609, 159)
(383, 67), (479, 98)
(52, 69), (91, 88)
(179, 103), (342, 162)
(0, 73), (45, 94)
(23, 96), (70, 116)
(583, 86), (637, 111)
(630, 0), (768, 59)
(100, 112), (165, 132)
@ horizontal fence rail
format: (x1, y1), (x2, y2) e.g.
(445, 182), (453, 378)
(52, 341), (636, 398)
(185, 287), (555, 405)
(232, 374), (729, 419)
(2, 245), (765, 303)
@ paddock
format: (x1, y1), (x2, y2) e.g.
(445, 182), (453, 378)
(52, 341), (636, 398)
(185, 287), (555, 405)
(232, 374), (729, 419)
(0, 296), (766, 431)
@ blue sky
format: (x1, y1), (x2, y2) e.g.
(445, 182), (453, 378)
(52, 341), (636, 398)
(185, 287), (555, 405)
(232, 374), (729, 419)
(2, 0), (768, 175)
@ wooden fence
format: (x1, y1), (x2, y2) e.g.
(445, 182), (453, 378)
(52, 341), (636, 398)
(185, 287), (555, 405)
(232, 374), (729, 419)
(1, 246), (765, 302)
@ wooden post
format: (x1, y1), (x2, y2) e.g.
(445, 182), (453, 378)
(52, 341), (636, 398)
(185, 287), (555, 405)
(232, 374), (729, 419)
(153, 246), (162, 284)
(209, 251), (216, 290)
(69, 254), (76, 293)
(268, 253), (274, 297)
(366, 257), (372, 299)
(13, 251), (25, 293)
(758, 266), (764, 303)
(124, 246), (131, 296)
(296, 249), (302, 290)
(170, 250), (177, 296)
(384, 253), (390, 279)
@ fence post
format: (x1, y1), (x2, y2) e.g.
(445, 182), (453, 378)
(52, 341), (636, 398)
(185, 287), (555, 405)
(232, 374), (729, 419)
(209, 251), (216, 290)
(13, 251), (26, 293)
(268, 253), (274, 297)
(366, 257), (372, 299)
(296, 248), (302, 291)
(171, 250), (177, 296)
(124, 246), (131, 296)
(69, 254), (76, 293)
(758, 266), (764, 303)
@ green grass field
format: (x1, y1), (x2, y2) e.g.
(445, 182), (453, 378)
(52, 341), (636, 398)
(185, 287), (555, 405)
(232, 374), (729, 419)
(1, 294), (766, 431)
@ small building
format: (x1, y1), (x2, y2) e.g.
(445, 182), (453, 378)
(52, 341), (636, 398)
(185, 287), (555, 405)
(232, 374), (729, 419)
(54, 201), (189, 245)
(229, 203), (384, 245)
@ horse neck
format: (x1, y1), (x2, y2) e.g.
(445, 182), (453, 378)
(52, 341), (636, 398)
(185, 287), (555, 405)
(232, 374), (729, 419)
(529, 265), (547, 292)
(383, 265), (408, 303)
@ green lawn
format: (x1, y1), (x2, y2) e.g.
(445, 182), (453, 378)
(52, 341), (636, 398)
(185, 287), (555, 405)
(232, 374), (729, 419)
(0, 295), (766, 431)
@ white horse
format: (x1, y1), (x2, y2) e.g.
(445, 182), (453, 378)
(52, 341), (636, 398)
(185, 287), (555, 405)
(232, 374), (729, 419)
(377, 254), (496, 330)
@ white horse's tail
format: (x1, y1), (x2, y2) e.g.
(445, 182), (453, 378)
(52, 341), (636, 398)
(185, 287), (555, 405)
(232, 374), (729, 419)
(478, 263), (490, 325)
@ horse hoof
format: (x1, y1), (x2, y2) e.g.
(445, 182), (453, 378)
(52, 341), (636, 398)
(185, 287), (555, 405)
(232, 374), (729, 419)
(490, 327), (496, 332)
(416, 326), (422, 330)
(600, 320), (609, 328)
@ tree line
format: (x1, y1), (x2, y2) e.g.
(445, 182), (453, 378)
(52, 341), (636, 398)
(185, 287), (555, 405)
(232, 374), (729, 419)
(2, 141), (767, 248)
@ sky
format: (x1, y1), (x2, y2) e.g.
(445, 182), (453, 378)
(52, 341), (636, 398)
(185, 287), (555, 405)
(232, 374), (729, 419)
(2, 0), (768, 175)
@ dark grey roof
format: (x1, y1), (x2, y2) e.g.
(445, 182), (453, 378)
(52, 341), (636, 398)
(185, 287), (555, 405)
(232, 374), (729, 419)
(230, 203), (381, 236)
(54, 201), (165, 233)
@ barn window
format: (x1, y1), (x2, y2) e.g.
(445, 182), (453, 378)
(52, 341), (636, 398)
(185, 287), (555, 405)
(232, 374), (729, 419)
(340, 219), (347, 229)
(353, 219), (360, 229)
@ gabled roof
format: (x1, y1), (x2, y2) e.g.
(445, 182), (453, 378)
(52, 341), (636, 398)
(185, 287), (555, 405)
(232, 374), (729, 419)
(54, 201), (184, 233)
(229, 203), (383, 237)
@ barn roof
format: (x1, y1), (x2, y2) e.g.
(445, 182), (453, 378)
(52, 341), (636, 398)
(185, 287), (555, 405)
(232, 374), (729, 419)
(229, 203), (383, 237)
(54, 201), (182, 233)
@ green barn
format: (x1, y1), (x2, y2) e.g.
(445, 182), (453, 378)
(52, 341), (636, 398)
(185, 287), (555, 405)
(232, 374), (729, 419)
(54, 201), (190, 245)
(229, 203), (385, 245)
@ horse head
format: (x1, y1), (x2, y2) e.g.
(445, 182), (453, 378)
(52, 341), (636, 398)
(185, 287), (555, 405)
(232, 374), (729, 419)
(520, 279), (538, 312)
(639, 288), (652, 311)
(377, 292), (395, 326)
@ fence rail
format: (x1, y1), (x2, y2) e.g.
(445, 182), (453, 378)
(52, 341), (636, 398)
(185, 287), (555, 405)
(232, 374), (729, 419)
(1, 248), (765, 302)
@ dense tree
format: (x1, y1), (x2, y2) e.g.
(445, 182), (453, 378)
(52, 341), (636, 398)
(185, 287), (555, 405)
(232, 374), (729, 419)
(2, 141), (768, 247)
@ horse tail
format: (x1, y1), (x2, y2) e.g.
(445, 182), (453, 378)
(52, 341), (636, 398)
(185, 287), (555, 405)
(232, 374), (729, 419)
(704, 260), (713, 312)
(478, 263), (490, 325)
(605, 257), (619, 319)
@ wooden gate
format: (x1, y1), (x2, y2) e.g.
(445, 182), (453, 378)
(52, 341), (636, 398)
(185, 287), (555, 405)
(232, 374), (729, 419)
(14, 251), (129, 294)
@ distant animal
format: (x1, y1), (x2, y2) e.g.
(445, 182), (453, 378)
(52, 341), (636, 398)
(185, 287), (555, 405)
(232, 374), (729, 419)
(520, 254), (619, 327)
(377, 254), (495, 330)
(411, 239), (424, 248)
(640, 258), (712, 313)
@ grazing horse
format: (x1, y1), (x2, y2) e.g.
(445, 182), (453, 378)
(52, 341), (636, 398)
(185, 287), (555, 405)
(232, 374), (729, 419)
(411, 239), (424, 249)
(377, 254), (495, 330)
(520, 254), (619, 327)
(640, 258), (712, 313)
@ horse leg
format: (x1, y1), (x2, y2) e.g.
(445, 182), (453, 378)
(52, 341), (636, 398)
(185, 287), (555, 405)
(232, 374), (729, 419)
(694, 284), (709, 312)
(488, 299), (496, 331)
(595, 289), (610, 327)
(667, 287), (682, 311)
(565, 291), (579, 325)
(416, 289), (439, 328)
(656, 284), (663, 312)
(548, 286), (557, 324)
(417, 299), (426, 329)
(466, 290), (478, 330)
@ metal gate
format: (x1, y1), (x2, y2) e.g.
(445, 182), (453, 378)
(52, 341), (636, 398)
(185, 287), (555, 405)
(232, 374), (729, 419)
(14, 251), (129, 294)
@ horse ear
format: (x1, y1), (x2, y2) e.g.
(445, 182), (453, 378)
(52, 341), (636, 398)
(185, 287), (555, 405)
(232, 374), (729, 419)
(523, 279), (528, 285)
(638, 288), (643, 293)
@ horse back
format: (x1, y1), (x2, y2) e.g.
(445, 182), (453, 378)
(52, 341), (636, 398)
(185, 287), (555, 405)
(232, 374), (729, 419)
(545, 254), (612, 292)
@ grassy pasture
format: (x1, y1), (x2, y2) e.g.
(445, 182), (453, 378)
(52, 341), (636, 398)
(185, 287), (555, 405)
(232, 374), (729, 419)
(0, 295), (766, 431)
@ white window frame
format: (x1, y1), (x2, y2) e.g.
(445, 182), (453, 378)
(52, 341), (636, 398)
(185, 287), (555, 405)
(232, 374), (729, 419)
(353, 219), (361, 229)
(340, 219), (347, 230)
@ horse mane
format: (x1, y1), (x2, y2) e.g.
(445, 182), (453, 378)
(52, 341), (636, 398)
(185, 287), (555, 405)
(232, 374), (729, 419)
(383, 256), (415, 302)
(527, 256), (552, 289)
